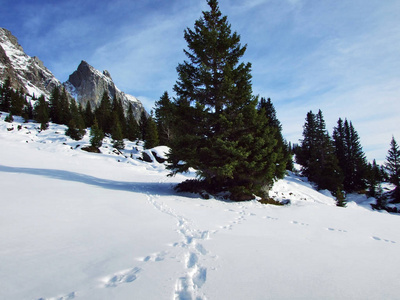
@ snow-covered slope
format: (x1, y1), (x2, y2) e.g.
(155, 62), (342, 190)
(0, 113), (399, 300)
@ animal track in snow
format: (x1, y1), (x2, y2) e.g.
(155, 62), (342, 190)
(142, 251), (168, 262)
(291, 220), (309, 226)
(371, 236), (396, 243)
(103, 267), (141, 288)
(327, 227), (347, 233)
(37, 292), (76, 300)
(263, 216), (278, 221)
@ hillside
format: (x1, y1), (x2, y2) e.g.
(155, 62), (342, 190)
(0, 113), (399, 300)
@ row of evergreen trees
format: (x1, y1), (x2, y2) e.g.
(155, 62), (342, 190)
(295, 109), (400, 206)
(0, 77), (161, 151)
(2, 0), (398, 203)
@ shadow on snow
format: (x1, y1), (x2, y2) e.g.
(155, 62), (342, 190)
(0, 164), (177, 196)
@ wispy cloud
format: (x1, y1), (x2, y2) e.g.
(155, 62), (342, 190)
(1, 0), (399, 162)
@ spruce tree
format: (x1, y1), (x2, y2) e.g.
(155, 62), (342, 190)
(112, 118), (125, 150)
(126, 105), (139, 141)
(84, 101), (94, 128)
(89, 118), (104, 150)
(65, 98), (86, 140)
(49, 87), (61, 124)
(154, 91), (175, 146)
(168, 0), (285, 200)
(112, 95), (126, 135)
(385, 136), (400, 202)
(139, 111), (148, 141)
(95, 91), (112, 134)
(333, 118), (368, 192)
(297, 110), (342, 192)
(144, 115), (159, 149)
(34, 95), (49, 130)
(59, 87), (71, 125)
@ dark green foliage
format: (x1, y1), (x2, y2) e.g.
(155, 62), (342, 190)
(10, 88), (25, 116)
(139, 111), (147, 141)
(22, 99), (33, 121)
(49, 87), (61, 124)
(65, 99), (86, 140)
(4, 113), (13, 122)
(385, 136), (400, 187)
(84, 101), (94, 128)
(95, 91), (112, 134)
(366, 159), (382, 198)
(111, 95), (126, 133)
(333, 118), (368, 192)
(112, 119), (125, 150)
(144, 115), (159, 149)
(168, 0), (286, 200)
(297, 110), (343, 192)
(33, 95), (49, 130)
(59, 88), (71, 125)
(335, 186), (346, 207)
(154, 91), (175, 146)
(0, 77), (12, 112)
(385, 136), (400, 203)
(126, 105), (139, 141)
(89, 118), (104, 150)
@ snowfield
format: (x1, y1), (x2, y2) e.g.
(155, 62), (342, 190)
(1, 114), (399, 300)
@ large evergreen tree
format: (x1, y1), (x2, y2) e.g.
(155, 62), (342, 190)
(168, 0), (285, 200)
(297, 110), (342, 192)
(333, 118), (367, 192)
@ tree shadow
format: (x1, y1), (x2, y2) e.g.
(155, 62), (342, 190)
(0, 164), (177, 196)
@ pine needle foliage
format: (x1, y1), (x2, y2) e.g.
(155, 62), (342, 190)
(168, 0), (287, 200)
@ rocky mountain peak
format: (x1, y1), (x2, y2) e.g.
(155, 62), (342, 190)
(65, 60), (146, 121)
(0, 27), (61, 97)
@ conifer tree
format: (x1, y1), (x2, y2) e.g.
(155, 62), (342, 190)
(49, 87), (61, 123)
(34, 94), (49, 130)
(59, 87), (71, 125)
(333, 118), (368, 192)
(112, 95), (126, 135)
(144, 115), (159, 149)
(126, 105), (139, 141)
(297, 110), (342, 192)
(0, 77), (12, 112)
(95, 91), (112, 134)
(139, 111), (148, 141)
(112, 118), (125, 150)
(168, 0), (285, 200)
(65, 98), (86, 140)
(154, 91), (175, 146)
(385, 136), (400, 202)
(89, 118), (104, 150)
(367, 159), (382, 198)
(257, 97), (292, 171)
(84, 101), (94, 128)
(10, 88), (25, 116)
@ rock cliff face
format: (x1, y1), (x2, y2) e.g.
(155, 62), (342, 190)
(0, 27), (60, 98)
(0, 27), (147, 121)
(64, 60), (146, 121)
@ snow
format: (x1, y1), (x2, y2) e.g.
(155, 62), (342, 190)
(1, 113), (400, 300)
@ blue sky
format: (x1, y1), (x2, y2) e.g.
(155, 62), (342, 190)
(1, 0), (399, 163)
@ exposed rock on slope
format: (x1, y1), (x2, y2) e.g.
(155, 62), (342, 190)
(0, 27), (60, 98)
(0, 27), (147, 121)
(65, 60), (146, 121)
